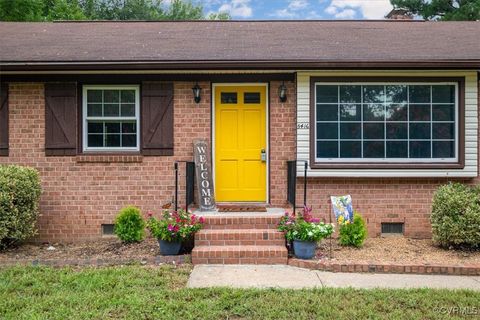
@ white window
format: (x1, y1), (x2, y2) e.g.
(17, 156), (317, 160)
(82, 85), (140, 152)
(314, 82), (458, 163)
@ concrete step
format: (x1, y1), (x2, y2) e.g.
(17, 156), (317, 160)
(192, 245), (288, 265)
(195, 229), (286, 246)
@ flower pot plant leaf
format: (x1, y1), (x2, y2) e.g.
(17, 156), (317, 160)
(278, 206), (334, 242)
(146, 209), (205, 242)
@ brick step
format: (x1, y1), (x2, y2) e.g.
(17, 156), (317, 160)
(191, 245), (288, 265)
(201, 215), (283, 230)
(195, 229), (286, 246)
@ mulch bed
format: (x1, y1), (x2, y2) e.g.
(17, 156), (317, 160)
(0, 237), (189, 267)
(288, 237), (480, 276)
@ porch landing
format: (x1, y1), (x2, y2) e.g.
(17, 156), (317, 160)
(191, 208), (288, 265)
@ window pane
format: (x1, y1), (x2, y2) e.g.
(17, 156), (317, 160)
(433, 141), (455, 158)
(105, 122), (121, 134)
(87, 90), (102, 103)
(122, 122), (136, 134)
(340, 104), (361, 121)
(409, 104), (430, 121)
(363, 141), (384, 158)
(88, 134), (103, 147)
(316, 104), (338, 121)
(340, 141), (361, 158)
(122, 134), (137, 147)
(432, 105), (454, 121)
(386, 85), (407, 103)
(340, 85), (361, 103)
(363, 85), (384, 103)
(432, 85), (455, 103)
(386, 104), (407, 121)
(317, 123), (338, 139)
(106, 134), (120, 147)
(317, 141), (338, 158)
(121, 104), (135, 117)
(244, 92), (260, 104)
(409, 85), (431, 103)
(410, 141), (431, 158)
(386, 123), (407, 139)
(363, 104), (384, 121)
(88, 122), (103, 134)
(386, 141), (408, 158)
(221, 92), (237, 104)
(104, 104), (120, 117)
(316, 85), (338, 103)
(363, 123), (384, 139)
(410, 123), (430, 139)
(433, 123), (454, 139)
(121, 90), (135, 103)
(104, 90), (120, 103)
(87, 103), (102, 117)
(340, 123), (361, 139)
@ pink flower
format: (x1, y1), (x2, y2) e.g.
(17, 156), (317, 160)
(199, 216), (205, 224)
(147, 211), (153, 218)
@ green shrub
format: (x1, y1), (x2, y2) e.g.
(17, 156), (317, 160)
(114, 206), (145, 243)
(0, 165), (41, 249)
(431, 183), (480, 248)
(338, 212), (367, 247)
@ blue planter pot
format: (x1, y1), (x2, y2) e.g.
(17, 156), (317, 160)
(293, 240), (317, 259)
(158, 239), (182, 256)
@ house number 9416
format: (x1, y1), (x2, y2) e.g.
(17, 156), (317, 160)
(297, 123), (310, 129)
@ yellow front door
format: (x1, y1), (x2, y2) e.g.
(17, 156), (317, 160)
(215, 85), (267, 202)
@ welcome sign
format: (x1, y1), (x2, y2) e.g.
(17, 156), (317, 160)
(193, 140), (216, 211)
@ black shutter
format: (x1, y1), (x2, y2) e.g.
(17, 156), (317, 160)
(141, 82), (174, 156)
(45, 83), (77, 156)
(0, 83), (8, 156)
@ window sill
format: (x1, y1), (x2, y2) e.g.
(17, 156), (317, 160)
(310, 160), (464, 169)
(76, 154), (143, 163)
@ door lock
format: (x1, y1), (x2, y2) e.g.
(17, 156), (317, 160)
(260, 149), (267, 162)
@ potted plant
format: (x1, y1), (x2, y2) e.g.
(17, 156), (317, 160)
(146, 209), (204, 255)
(278, 206), (334, 259)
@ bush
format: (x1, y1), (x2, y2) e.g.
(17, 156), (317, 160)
(0, 165), (41, 249)
(114, 206), (145, 243)
(431, 183), (480, 248)
(278, 206), (334, 242)
(146, 209), (205, 242)
(338, 212), (367, 247)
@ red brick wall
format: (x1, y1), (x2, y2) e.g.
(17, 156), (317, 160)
(1, 80), (474, 241)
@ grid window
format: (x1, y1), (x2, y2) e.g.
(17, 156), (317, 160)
(315, 83), (457, 162)
(83, 86), (140, 151)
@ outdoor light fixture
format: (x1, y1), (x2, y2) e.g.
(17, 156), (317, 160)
(278, 82), (287, 102)
(192, 83), (202, 104)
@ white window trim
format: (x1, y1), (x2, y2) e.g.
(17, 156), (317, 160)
(82, 85), (140, 152)
(314, 81), (459, 163)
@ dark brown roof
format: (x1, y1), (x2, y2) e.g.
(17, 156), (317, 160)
(1, 20), (480, 70)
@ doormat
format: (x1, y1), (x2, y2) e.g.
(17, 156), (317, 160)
(217, 206), (267, 212)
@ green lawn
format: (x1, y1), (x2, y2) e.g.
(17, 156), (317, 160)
(0, 265), (478, 320)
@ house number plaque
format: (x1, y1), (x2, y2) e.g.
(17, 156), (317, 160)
(193, 140), (216, 211)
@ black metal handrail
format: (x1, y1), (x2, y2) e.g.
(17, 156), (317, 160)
(286, 160), (308, 213)
(174, 161), (195, 212)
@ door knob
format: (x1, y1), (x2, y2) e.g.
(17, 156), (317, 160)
(260, 149), (266, 162)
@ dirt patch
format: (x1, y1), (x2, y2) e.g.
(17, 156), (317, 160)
(0, 237), (163, 262)
(317, 237), (480, 265)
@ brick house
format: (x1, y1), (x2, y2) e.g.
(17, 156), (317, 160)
(0, 20), (479, 248)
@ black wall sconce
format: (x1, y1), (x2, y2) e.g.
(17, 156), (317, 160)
(278, 82), (287, 102)
(192, 83), (202, 104)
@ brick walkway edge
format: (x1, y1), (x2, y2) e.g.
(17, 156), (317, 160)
(288, 258), (480, 276)
(0, 255), (190, 267)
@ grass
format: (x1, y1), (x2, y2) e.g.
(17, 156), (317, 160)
(0, 265), (479, 320)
